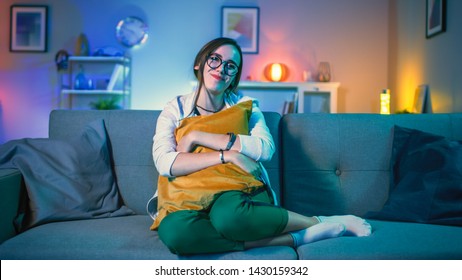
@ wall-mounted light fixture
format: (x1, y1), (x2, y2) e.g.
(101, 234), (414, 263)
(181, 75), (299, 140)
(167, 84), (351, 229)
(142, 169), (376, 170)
(264, 63), (289, 82)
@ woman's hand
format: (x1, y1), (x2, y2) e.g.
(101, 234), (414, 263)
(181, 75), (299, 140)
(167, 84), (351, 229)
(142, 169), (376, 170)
(226, 151), (261, 178)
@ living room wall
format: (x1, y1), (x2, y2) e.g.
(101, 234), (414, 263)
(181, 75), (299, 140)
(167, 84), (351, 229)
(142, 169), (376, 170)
(1, 0), (388, 143)
(389, 0), (462, 113)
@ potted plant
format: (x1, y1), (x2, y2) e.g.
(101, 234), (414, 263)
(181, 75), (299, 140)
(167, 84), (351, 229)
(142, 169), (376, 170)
(89, 96), (121, 110)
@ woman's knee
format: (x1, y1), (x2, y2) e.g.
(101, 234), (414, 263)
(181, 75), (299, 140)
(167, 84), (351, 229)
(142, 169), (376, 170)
(210, 190), (287, 241)
(210, 191), (251, 239)
(157, 211), (198, 255)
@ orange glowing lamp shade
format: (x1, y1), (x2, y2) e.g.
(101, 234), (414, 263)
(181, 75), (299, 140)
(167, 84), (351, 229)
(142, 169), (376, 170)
(264, 63), (289, 82)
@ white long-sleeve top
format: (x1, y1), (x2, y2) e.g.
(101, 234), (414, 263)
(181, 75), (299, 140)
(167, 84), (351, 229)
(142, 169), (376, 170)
(149, 91), (279, 212)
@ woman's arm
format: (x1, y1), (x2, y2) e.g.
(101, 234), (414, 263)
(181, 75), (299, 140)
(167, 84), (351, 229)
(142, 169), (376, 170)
(171, 131), (242, 176)
(153, 97), (274, 177)
(153, 103), (245, 177)
(238, 104), (275, 162)
(171, 103), (274, 177)
(152, 108), (181, 177)
(176, 131), (239, 153)
(179, 100), (274, 162)
(171, 149), (261, 178)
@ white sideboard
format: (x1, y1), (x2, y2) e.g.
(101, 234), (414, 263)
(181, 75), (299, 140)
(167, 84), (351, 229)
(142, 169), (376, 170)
(238, 81), (340, 113)
(190, 81), (340, 114)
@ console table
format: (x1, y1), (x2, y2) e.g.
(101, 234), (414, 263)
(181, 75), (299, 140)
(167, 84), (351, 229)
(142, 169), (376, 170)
(237, 81), (340, 113)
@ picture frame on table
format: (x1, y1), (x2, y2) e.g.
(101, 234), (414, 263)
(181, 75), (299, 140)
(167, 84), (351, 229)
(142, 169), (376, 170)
(426, 0), (446, 38)
(221, 6), (259, 54)
(413, 84), (433, 113)
(10, 5), (48, 52)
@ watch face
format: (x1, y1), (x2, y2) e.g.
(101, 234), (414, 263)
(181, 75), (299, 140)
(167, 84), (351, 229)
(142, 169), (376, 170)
(116, 16), (148, 47)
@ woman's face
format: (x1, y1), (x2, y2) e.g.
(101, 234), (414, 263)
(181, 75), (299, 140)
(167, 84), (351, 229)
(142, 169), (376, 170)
(202, 44), (241, 95)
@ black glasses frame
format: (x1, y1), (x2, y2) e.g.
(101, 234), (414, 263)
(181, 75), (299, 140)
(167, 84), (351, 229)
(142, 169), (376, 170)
(206, 54), (239, 76)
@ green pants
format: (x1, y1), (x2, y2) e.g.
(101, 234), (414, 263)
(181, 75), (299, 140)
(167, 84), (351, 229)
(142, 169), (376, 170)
(158, 188), (288, 255)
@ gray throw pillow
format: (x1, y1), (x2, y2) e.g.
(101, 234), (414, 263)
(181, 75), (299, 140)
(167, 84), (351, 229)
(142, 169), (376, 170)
(366, 125), (462, 226)
(0, 119), (134, 232)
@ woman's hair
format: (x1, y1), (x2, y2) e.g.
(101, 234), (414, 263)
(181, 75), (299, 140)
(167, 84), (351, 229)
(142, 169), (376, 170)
(193, 37), (243, 96)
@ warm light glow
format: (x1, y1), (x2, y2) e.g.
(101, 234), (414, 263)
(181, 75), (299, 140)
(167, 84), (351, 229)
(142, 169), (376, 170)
(271, 63), (283, 81)
(380, 89), (391, 114)
(395, 59), (423, 112)
(264, 63), (288, 82)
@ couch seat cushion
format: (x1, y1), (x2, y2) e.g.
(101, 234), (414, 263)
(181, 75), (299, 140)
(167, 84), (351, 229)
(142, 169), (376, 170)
(0, 215), (296, 260)
(297, 220), (462, 260)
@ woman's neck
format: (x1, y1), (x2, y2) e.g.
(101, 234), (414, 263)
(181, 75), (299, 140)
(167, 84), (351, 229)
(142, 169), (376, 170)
(196, 88), (225, 113)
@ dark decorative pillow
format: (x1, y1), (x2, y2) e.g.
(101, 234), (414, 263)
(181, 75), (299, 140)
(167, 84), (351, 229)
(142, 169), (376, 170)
(0, 119), (134, 232)
(367, 125), (462, 226)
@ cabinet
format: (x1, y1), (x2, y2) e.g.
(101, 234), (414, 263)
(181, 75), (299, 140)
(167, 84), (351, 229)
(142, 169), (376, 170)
(59, 56), (131, 109)
(295, 82), (340, 113)
(236, 81), (340, 114)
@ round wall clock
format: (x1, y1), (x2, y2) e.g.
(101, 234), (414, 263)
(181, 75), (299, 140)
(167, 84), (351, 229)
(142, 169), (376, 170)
(116, 16), (148, 48)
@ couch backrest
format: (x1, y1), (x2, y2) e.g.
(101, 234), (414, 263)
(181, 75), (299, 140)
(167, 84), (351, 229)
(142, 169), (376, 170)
(281, 113), (462, 217)
(49, 110), (282, 214)
(49, 110), (462, 217)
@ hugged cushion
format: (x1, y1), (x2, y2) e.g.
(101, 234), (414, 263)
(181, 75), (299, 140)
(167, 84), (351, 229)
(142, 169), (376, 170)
(367, 125), (462, 226)
(0, 119), (134, 232)
(151, 100), (264, 230)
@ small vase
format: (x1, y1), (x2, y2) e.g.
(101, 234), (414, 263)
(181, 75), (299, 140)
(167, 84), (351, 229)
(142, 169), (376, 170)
(317, 62), (331, 82)
(75, 33), (90, 56)
(74, 65), (88, 89)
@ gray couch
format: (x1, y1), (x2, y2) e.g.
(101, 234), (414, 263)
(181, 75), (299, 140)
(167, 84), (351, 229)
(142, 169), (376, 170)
(1, 110), (462, 260)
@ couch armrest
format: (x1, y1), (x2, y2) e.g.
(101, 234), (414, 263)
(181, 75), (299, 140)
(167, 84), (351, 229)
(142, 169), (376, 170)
(0, 169), (23, 244)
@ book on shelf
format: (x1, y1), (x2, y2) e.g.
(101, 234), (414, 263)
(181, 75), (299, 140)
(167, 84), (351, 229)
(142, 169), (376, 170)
(107, 64), (129, 91)
(292, 92), (298, 113)
(282, 92), (299, 115)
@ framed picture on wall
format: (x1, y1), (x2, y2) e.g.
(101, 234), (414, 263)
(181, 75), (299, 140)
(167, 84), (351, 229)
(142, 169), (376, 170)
(426, 0), (446, 38)
(10, 5), (48, 52)
(221, 6), (259, 54)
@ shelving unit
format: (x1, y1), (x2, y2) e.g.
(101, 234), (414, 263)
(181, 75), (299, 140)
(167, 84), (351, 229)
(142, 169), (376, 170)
(59, 56), (131, 109)
(237, 81), (340, 114)
(190, 81), (340, 114)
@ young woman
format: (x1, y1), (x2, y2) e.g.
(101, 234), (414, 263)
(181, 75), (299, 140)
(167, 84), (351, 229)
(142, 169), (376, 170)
(150, 37), (371, 255)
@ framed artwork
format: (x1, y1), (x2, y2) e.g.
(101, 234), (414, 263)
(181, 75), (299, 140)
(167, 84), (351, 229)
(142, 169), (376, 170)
(221, 6), (259, 54)
(426, 0), (446, 38)
(10, 5), (48, 52)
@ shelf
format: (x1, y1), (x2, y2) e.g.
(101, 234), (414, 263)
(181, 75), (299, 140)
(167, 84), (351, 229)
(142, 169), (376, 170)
(59, 56), (131, 109)
(239, 81), (340, 91)
(61, 89), (127, 95)
(239, 81), (338, 89)
(237, 81), (340, 113)
(68, 56), (130, 63)
(190, 81), (340, 113)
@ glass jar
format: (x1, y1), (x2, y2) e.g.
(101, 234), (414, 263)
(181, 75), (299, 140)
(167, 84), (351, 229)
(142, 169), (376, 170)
(317, 62), (331, 82)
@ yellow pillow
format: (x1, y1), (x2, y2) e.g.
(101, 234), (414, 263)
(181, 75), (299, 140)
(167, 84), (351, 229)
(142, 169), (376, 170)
(151, 100), (264, 230)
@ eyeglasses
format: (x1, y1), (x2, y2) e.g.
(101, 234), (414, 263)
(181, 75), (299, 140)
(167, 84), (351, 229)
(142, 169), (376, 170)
(206, 54), (239, 76)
